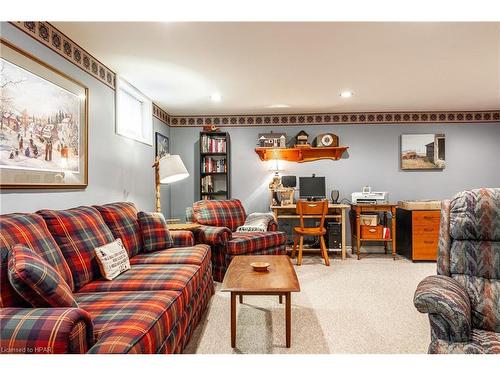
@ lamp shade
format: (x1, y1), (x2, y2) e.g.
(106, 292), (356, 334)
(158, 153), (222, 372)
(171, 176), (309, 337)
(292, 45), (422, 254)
(159, 154), (189, 184)
(268, 159), (285, 173)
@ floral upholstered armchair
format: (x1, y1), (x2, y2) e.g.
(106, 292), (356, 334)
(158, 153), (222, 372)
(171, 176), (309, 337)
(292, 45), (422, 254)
(186, 199), (286, 282)
(413, 188), (500, 354)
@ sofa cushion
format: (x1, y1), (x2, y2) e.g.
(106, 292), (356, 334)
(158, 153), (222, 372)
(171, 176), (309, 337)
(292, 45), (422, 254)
(94, 202), (142, 257)
(0, 213), (74, 307)
(77, 264), (202, 306)
(8, 244), (78, 308)
(430, 329), (500, 354)
(449, 188), (500, 241)
(450, 240), (500, 280)
(170, 230), (195, 247)
(130, 245), (211, 275)
(75, 290), (184, 354)
(37, 206), (115, 291)
(192, 199), (246, 232)
(452, 274), (500, 332)
(226, 231), (286, 255)
(137, 212), (173, 252)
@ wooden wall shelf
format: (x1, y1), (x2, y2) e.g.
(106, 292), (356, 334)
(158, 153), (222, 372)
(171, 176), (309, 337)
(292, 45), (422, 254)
(255, 146), (348, 163)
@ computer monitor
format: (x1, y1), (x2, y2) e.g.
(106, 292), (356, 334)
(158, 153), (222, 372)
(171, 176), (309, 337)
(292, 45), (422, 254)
(299, 176), (326, 200)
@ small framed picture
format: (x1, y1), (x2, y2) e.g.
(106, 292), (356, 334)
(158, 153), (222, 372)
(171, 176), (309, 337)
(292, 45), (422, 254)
(155, 132), (169, 158)
(401, 134), (446, 170)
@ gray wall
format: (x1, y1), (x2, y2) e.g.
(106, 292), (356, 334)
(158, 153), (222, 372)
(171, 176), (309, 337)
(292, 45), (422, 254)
(0, 23), (170, 216)
(170, 124), (500, 221)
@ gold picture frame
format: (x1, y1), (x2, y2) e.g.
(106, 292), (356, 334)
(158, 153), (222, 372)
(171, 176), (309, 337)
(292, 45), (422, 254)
(0, 39), (88, 189)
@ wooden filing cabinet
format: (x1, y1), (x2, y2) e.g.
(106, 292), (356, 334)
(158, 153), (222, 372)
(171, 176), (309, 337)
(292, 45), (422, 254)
(396, 208), (440, 261)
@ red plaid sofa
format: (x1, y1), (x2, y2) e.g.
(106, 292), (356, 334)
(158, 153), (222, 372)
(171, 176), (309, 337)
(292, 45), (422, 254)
(186, 199), (287, 281)
(0, 202), (214, 354)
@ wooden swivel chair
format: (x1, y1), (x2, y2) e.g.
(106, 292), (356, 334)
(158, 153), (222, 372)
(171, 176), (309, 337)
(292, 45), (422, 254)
(291, 199), (330, 266)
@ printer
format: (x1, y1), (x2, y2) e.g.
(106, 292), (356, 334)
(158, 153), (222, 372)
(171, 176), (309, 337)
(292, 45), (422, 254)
(351, 186), (389, 204)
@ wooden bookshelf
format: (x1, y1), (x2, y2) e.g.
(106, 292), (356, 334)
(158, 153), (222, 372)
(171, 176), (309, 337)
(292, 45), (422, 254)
(199, 131), (231, 200)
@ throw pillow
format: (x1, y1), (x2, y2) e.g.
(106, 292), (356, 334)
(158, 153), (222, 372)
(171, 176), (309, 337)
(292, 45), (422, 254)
(137, 212), (173, 252)
(8, 244), (78, 308)
(94, 239), (131, 280)
(94, 202), (143, 257)
(37, 206), (115, 290)
(236, 212), (275, 232)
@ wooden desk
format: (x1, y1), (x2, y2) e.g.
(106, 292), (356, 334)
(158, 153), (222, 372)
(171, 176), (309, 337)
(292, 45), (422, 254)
(350, 203), (398, 260)
(271, 203), (349, 260)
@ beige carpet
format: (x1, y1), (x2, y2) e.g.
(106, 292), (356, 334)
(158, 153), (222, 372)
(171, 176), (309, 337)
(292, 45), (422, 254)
(184, 252), (436, 354)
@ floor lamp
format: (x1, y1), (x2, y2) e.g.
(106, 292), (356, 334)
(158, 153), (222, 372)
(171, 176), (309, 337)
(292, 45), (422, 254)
(153, 154), (189, 213)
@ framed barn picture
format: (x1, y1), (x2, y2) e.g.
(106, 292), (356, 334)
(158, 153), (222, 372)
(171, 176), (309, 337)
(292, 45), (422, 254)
(401, 134), (445, 170)
(0, 39), (88, 188)
(155, 132), (169, 159)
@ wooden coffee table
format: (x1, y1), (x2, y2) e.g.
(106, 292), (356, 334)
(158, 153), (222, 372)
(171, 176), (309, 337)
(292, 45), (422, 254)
(221, 255), (300, 348)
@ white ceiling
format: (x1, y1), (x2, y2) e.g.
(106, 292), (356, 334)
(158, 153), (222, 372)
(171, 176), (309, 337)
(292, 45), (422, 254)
(53, 22), (500, 115)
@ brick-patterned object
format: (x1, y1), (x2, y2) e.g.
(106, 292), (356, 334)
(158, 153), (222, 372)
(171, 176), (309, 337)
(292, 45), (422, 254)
(77, 264), (202, 307)
(94, 202), (143, 257)
(37, 206), (115, 291)
(170, 230), (195, 247)
(8, 245), (78, 308)
(0, 213), (74, 307)
(137, 212), (173, 252)
(0, 307), (93, 354)
(226, 231), (287, 255)
(193, 199), (246, 232)
(414, 188), (500, 354)
(76, 290), (183, 354)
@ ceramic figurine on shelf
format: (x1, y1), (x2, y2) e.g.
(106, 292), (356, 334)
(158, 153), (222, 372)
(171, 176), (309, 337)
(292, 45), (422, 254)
(268, 173), (283, 190)
(294, 130), (309, 147)
(203, 124), (219, 132)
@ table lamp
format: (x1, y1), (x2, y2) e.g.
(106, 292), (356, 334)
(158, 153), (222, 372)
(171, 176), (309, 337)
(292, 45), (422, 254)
(268, 159), (285, 190)
(153, 154), (189, 213)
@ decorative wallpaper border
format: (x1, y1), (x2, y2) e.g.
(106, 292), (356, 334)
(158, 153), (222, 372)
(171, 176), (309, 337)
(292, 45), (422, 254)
(170, 110), (500, 127)
(8, 22), (499, 128)
(10, 21), (116, 89)
(153, 104), (171, 125)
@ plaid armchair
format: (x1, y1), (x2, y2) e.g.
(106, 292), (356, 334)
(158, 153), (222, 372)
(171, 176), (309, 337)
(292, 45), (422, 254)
(186, 199), (286, 281)
(414, 188), (500, 354)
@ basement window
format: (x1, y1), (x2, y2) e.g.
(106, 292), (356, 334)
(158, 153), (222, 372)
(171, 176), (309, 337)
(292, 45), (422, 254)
(116, 76), (152, 145)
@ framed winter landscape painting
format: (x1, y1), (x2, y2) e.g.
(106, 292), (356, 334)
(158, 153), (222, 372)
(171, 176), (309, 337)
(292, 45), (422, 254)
(0, 39), (88, 188)
(155, 132), (169, 159)
(401, 134), (445, 170)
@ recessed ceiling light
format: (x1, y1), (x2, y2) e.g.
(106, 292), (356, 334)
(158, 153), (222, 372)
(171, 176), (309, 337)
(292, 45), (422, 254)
(266, 104), (290, 108)
(210, 93), (222, 102)
(340, 91), (353, 98)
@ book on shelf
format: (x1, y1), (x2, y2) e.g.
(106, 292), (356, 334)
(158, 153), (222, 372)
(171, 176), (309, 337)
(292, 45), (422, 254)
(201, 134), (227, 153)
(202, 157), (227, 173)
(383, 227), (391, 239)
(201, 175), (214, 193)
